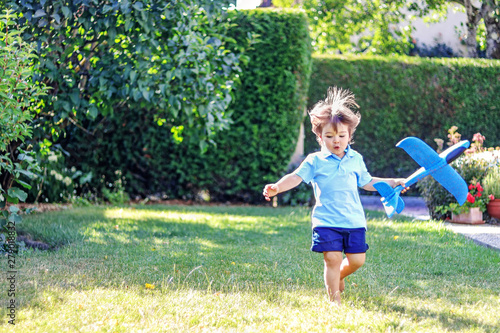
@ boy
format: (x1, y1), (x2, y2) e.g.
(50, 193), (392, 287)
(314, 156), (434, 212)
(263, 86), (406, 305)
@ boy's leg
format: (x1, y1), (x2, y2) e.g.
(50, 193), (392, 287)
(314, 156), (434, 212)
(339, 253), (366, 291)
(323, 251), (343, 304)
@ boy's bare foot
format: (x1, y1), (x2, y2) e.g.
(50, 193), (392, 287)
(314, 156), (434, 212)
(339, 278), (345, 292)
(329, 299), (341, 306)
(328, 291), (341, 306)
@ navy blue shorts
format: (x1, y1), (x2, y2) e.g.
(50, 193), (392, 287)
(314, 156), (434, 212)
(311, 227), (369, 253)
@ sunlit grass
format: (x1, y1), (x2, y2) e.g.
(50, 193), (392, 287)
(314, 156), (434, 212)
(0, 205), (498, 332)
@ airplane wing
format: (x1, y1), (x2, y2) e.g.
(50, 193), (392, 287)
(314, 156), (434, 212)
(397, 137), (469, 205)
(374, 136), (469, 218)
(431, 164), (468, 205)
(396, 137), (441, 169)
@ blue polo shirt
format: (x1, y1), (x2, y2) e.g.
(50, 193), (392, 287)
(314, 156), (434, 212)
(294, 145), (372, 229)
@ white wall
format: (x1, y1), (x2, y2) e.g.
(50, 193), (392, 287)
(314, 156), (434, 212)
(411, 6), (468, 56)
(236, 0), (261, 9)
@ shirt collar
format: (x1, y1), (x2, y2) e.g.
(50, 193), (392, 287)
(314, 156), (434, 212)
(320, 145), (354, 159)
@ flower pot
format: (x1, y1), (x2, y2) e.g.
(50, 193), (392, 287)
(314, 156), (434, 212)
(486, 199), (500, 219)
(451, 207), (484, 224)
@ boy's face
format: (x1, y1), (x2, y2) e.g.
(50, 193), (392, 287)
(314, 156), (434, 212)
(320, 122), (350, 158)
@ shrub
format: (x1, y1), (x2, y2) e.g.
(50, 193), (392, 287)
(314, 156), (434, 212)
(26, 141), (93, 203)
(8, 0), (245, 204)
(483, 166), (500, 199)
(61, 9), (312, 203)
(410, 42), (457, 58)
(0, 9), (46, 252)
(9, 0), (242, 148)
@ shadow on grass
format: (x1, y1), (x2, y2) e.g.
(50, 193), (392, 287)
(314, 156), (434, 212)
(18, 204), (301, 246)
(369, 297), (500, 332)
(12, 204), (315, 291)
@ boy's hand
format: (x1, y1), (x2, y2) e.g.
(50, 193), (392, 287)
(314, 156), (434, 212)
(263, 184), (279, 201)
(393, 179), (409, 193)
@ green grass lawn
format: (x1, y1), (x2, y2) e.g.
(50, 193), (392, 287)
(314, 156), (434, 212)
(1, 205), (499, 332)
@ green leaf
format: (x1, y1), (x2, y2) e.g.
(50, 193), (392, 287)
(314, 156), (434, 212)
(14, 179), (32, 190)
(124, 18), (133, 31)
(89, 105), (98, 118)
(7, 187), (28, 202)
(33, 9), (46, 18)
(70, 91), (80, 105)
(103, 5), (114, 14)
(9, 206), (20, 214)
(16, 169), (36, 179)
(199, 140), (208, 153)
(130, 71), (137, 83)
(79, 172), (93, 185)
(6, 196), (19, 204)
(25, 207), (37, 215)
(53, 13), (61, 24)
(133, 2), (144, 11)
(8, 213), (22, 224)
(38, 19), (48, 27)
(17, 153), (34, 163)
(61, 6), (71, 18)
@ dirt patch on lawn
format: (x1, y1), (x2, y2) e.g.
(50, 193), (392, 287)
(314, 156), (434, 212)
(11, 202), (73, 213)
(2, 203), (71, 251)
(16, 234), (51, 251)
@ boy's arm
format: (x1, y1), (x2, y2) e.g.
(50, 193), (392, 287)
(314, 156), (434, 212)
(263, 174), (303, 201)
(362, 177), (407, 192)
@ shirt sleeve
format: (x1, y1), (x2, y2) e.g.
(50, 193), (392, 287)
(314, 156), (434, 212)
(356, 156), (373, 188)
(293, 154), (315, 184)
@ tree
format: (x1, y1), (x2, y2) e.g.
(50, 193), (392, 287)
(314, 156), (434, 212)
(0, 9), (46, 192)
(458, 0), (499, 58)
(411, 0), (499, 58)
(8, 0), (243, 150)
(274, 0), (417, 55)
(275, 0), (500, 59)
(0, 8), (46, 251)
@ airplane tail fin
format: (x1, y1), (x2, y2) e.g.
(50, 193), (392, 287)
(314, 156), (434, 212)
(373, 182), (405, 218)
(373, 181), (394, 198)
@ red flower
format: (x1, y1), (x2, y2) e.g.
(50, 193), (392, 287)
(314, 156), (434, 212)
(467, 192), (475, 204)
(468, 184), (475, 190)
(477, 184), (484, 192)
(489, 194), (495, 200)
(475, 192), (482, 198)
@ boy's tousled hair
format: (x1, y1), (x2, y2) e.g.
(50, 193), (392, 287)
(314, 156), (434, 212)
(308, 86), (361, 144)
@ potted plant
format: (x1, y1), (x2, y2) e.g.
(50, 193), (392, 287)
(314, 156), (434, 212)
(483, 166), (500, 219)
(436, 180), (491, 224)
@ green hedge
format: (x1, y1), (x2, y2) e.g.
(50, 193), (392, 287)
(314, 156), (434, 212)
(306, 54), (500, 180)
(64, 9), (312, 203)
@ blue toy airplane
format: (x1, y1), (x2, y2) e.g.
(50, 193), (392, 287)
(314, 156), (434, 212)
(373, 137), (470, 218)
